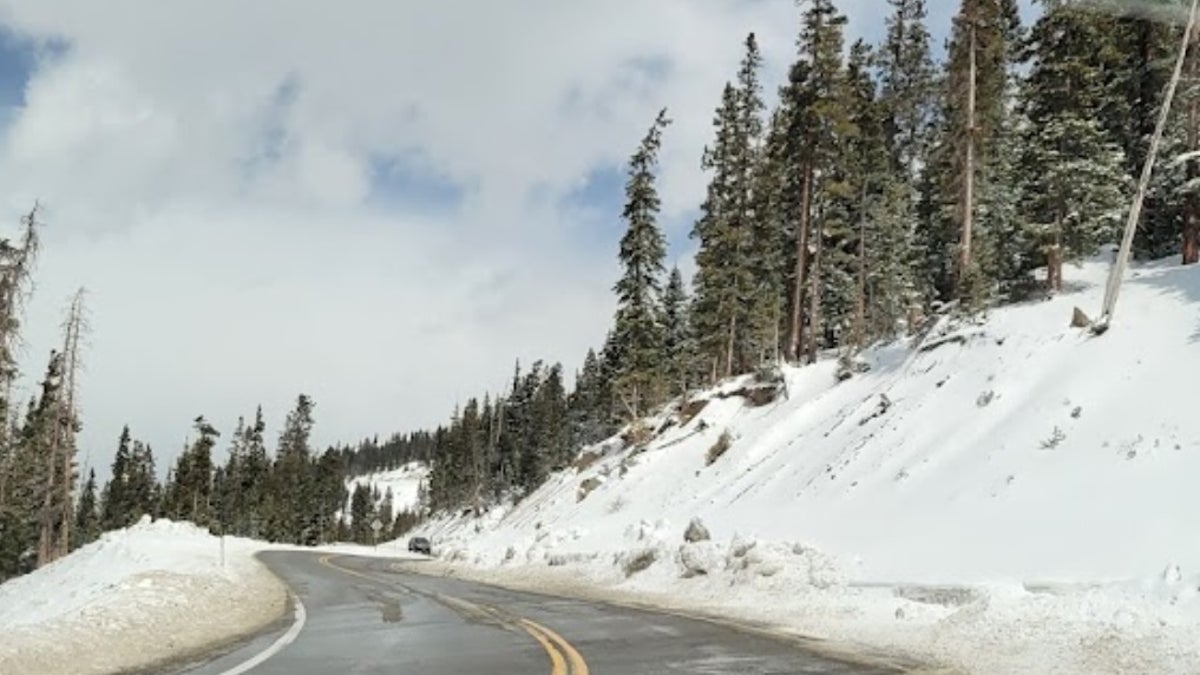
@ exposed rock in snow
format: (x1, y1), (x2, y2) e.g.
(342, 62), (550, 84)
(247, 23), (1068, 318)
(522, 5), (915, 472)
(683, 517), (710, 543)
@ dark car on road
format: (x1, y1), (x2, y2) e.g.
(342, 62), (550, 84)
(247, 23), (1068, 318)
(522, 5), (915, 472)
(407, 536), (431, 555)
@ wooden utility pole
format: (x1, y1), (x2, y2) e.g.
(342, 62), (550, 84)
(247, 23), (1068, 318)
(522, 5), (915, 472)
(1100, 0), (1200, 328)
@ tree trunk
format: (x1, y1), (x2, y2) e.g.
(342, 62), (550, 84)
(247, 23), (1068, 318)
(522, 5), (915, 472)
(724, 311), (736, 379)
(787, 165), (813, 362)
(38, 431), (57, 567)
(1048, 213), (1064, 293)
(959, 19), (977, 296)
(807, 206), (824, 363)
(1185, 29), (1200, 265)
(854, 180), (868, 351)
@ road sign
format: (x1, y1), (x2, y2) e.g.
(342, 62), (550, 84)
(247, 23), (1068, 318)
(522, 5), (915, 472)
(371, 518), (383, 533)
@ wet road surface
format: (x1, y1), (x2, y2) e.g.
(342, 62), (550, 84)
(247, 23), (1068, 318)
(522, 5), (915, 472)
(167, 551), (903, 675)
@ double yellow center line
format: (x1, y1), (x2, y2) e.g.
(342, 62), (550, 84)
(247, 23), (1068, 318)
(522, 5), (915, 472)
(317, 554), (588, 675)
(519, 618), (589, 675)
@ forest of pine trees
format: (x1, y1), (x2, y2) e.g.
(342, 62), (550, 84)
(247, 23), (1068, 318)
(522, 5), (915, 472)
(5, 0), (1200, 584)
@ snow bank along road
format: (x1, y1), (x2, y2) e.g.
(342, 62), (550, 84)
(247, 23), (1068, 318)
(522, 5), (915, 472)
(169, 551), (910, 675)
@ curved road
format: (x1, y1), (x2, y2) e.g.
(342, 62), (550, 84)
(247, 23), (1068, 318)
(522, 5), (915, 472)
(164, 551), (902, 674)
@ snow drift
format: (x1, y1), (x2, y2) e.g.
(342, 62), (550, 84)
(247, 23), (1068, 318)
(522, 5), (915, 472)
(412, 255), (1200, 674)
(0, 517), (288, 675)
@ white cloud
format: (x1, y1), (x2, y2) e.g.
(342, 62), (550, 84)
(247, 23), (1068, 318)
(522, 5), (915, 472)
(0, 0), (911, 476)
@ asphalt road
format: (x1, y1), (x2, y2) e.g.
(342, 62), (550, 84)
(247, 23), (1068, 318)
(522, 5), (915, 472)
(165, 551), (902, 675)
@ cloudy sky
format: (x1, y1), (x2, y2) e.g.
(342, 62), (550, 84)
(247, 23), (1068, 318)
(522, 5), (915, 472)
(0, 0), (1037, 478)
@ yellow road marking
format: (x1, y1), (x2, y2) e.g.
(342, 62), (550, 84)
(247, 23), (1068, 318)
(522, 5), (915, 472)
(521, 618), (589, 675)
(317, 554), (588, 674)
(317, 554), (385, 583)
(519, 620), (568, 675)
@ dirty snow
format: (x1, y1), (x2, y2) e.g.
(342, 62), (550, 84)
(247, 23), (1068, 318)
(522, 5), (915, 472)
(412, 255), (1200, 674)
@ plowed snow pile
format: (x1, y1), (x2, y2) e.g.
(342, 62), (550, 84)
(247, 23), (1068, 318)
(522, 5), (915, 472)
(0, 518), (288, 675)
(414, 256), (1200, 674)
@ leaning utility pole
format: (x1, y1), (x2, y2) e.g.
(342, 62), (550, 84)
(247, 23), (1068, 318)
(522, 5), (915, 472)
(1097, 0), (1200, 330)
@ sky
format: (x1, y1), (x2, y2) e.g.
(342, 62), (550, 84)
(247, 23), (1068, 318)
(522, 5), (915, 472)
(0, 0), (1038, 479)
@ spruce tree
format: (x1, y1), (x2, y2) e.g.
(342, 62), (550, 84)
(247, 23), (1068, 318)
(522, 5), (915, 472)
(128, 441), (158, 521)
(101, 426), (133, 530)
(692, 34), (768, 377)
(660, 267), (692, 399)
(270, 395), (315, 543)
(241, 406), (269, 538)
(611, 109), (671, 419)
(788, 0), (852, 359)
(73, 468), (100, 550)
(734, 34), (776, 368)
(940, 0), (1023, 306)
(879, 0), (937, 178)
(691, 83), (741, 378)
(350, 482), (372, 543)
(165, 416), (218, 526)
(1020, 0), (1128, 290)
(878, 0), (936, 318)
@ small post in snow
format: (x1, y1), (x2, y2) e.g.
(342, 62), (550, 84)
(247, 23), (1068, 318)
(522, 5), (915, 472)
(370, 517), (383, 550)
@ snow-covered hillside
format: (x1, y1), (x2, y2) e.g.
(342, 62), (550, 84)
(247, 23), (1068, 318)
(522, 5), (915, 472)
(343, 461), (428, 520)
(413, 255), (1200, 674)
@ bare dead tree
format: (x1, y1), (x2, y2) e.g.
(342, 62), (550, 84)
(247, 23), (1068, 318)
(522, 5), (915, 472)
(54, 288), (88, 558)
(0, 205), (39, 537)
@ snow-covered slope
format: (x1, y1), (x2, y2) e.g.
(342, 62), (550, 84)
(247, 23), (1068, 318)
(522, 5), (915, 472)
(0, 518), (288, 675)
(344, 461), (428, 520)
(413, 255), (1200, 674)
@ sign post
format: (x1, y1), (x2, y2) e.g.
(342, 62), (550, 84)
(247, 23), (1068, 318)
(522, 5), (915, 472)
(370, 518), (383, 549)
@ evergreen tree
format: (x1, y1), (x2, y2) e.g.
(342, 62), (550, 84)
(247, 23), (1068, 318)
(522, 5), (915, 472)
(241, 406), (269, 538)
(73, 468), (100, 550)
(100, 426), (134, 530)
(734, 34), (777, 368)
(792, 0), (852, 359)
(939, 0), (1023, 305)
(691, 83), (741, 379)
(349, 482), (372, 544)
(611, 109), (671, 420)
(164, 416), (218, 526)
(269, 395), (316, 544)
(1020, 0), (1128, 290)
(692, 34), (768, 377)
(535, 364), (570, 470)
(127, 441), (158, 521)
(660, 267), (692, 399)
(312, 447), (347, 543)
(878, 0), (936, 319)
(879, 0), (937, 177)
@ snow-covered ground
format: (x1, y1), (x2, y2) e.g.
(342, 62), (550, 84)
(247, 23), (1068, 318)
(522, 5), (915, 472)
(0, 517), (422, 675)
(0, 518), (288, 675)
(343, 461), (428, 520)
(412, 255), (1200, 674)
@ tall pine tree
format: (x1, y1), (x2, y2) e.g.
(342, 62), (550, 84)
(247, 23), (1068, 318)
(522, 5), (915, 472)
(611, 109), (671, 419)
